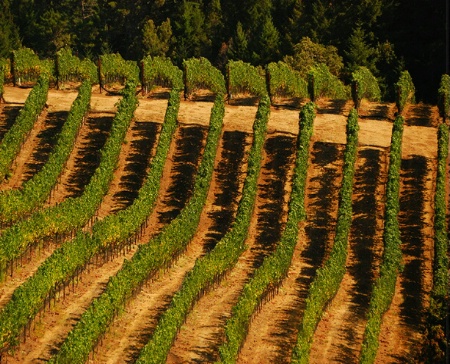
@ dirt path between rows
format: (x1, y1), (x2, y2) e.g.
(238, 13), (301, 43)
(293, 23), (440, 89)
(309, 145), (388, 363)
(374, 104), (438, 363)
(90, 126), (250, 363)
(237, 139), (345, 364)
(166, 131), (297, 363)
(375, 156), (436, 363)
(0, 90), (78, 191)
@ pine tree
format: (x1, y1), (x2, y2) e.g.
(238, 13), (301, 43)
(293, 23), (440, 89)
(254, 16), (280, 64)
(344, 26), (377, 74)
(228, 22), (249, 61)
(172, 0), (208, 63)
(204, 0), (224, 60)
(142, 19), (173, 57)
(0, 0), (21, 58)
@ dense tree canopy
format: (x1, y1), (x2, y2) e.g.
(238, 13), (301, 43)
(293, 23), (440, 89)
(0, 0), (447, 102)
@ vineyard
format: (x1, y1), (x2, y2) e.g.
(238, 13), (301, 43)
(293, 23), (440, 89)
(0, 51), (449, 364)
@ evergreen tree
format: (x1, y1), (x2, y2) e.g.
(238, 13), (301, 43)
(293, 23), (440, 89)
(374, 41), (404, 101)
(253, 16), (280, 64)
(37, 9), (72, 56)
(172, 0), (208, 64)
(284, 0), (304, 51)
(344, 26), (377, 75)
(204, 0), (224, 60)
(142, 19), (173, 57)
(0, 0), (21, 58)
(228, 22), (249, 62)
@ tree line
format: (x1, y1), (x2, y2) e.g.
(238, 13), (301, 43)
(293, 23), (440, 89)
(0, 0), (446, 102)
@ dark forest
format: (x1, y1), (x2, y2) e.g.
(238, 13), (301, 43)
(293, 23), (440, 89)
(0, 0), (447, 102)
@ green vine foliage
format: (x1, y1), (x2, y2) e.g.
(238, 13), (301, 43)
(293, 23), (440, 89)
(395, 70), (415, 114)
(0, 79), (92, 224)
(418, 123), (449, 362)
(99, 53), (140, 85)
(351, 66), (381, 106)
(0, 73), (49, 181)
(12, 47), (53, 83)
(141, 56), (184, 91)
(360, 115), (404, 364)
(0, 59), (5, 101)
(56, 48), (98, 85)
(227, 60), (267, 98)
(267, 61), (308, 100)
(307, 63), (349, 100)
(183, 57), (226, 96)
(437, 74), (450, 121)
(218, 101), (315, 363)
(292, 108), (359, 364)
(430, 123), (449, 316)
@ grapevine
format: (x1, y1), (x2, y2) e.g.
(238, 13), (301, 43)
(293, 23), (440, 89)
(0, 79), (92, 225)
(395, 70), (415, 114)
(0, 73), (49, 181)
(307, 63), (349, 101)
(437, 74), (450, 121)
(183, 57), (226, 98)
(266, 61), (308, 101)
(227, 60), (267, 99)
(360, 114), (404, 363)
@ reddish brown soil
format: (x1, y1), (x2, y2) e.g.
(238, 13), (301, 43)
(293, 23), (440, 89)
(0, 87), (441, 364)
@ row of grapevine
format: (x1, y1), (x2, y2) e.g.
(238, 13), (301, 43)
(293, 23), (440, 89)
(183, 57), (226, 97)
(0, 73), (49, 181)
(50, 91), (225, 363)
(218, 101), (315, 362)
(359, 114), (404, 363)
(308, 63), (350, 101)
(0, 82), (137, 280)
(0, 79), (92, 225)
(351, 66), (381, 109)
(227, 60), (267, 99)
(10, 48), (53, 85)
(266, 61), (309, 101)
(292, 108), (359, 363)
(135, 94), (270, 364)
(431, 123), (449, 311)
(431, 76), (450, 339)
(141, 56), (184, 92)
(55, 48), (97, 86)
(437, 74), (450, 122)
(98, 53), (140, 90)
(395, 70), (415, 114)
(422, 122), (449, 361)
(0, 59), (7, 102)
